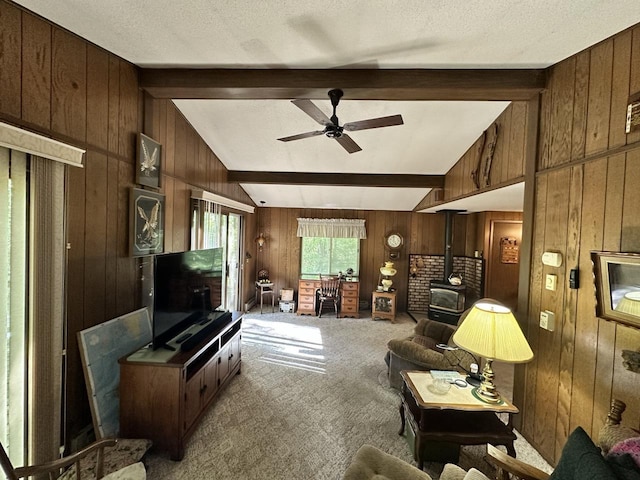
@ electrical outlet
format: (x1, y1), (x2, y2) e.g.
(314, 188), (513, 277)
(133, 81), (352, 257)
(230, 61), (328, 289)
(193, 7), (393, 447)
(545, 274), (557, 291)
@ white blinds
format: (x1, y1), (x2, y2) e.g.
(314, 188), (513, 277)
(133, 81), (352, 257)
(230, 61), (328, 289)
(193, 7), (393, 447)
(296, 218), (367, 239)
(192, 198), (222, 250)
(0, 147), (27, 466)
(28, 156), (65, 465)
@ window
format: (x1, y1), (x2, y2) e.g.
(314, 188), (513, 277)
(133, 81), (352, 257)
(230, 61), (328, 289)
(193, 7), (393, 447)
(300, 237), (360, 276)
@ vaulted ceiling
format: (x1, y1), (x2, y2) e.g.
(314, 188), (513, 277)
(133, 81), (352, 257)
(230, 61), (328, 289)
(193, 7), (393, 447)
(13, 0), (640, 211)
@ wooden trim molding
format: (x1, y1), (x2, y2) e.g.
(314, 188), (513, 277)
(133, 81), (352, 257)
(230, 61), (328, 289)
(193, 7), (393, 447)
(140, 68), (547, 101)
(228, 171), (444, 188)
(0, 122), (84, 167)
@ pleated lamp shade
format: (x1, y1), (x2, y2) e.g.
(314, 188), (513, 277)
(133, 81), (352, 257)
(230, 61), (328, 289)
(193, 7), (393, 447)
(614, 291), (640, 316)
(453, 301), (534, 363)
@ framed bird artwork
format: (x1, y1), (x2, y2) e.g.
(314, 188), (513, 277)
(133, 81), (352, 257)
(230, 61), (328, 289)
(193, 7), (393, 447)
(130, 188), (165, 256)
(136, 133), (162, 188)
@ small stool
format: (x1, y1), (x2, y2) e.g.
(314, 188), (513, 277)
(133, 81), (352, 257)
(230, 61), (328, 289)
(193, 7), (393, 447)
(256, 282), (275, 313)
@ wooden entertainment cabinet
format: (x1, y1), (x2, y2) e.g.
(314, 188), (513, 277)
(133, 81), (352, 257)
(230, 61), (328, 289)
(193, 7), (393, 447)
(119, 312), (242, 460)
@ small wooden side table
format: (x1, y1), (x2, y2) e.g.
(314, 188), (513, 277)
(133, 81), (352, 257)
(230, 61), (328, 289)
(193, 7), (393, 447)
(399, 370), (518, 468)
(372, 290), (397, 323)
(256, 282), (275, 313)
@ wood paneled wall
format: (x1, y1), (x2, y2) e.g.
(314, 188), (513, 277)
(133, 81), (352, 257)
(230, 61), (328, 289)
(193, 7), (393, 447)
(416, 101), (530, 210)
(255, 208), (475, 312)
(0, 1), (255, 442)
(517, 24), (640, 464)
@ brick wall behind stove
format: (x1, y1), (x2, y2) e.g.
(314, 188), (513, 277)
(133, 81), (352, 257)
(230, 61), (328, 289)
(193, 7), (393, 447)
(408, 255), (484, 312)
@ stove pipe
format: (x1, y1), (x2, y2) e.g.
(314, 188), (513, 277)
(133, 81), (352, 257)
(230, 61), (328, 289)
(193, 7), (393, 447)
(442, 210), (459, 281)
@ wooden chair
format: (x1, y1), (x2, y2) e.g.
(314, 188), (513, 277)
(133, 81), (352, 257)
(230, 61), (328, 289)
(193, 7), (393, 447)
(1, 438), (116, 480)
(318, 276), (341, 317)
(487, 444), (550, 480)
(485, 398), (638, 480)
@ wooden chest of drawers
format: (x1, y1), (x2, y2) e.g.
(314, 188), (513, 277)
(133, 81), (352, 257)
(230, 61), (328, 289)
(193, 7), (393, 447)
(296, 278), (360, 317)
(297, 279), (318, 316)
(338, 281), (360, 318)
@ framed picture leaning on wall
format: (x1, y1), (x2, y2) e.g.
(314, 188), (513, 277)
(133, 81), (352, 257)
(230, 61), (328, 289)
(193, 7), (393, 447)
(592, 251), (640, 329)
(136, 133), (162, 188)
(131, 188), (165, 257)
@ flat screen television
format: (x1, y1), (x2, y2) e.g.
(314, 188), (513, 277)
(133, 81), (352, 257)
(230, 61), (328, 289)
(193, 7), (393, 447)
(152, 247), (225, 350)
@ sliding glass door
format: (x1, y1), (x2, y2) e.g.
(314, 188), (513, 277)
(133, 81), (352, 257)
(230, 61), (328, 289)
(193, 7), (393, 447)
(0, 148), (27, 466)
(192, 200), (244, 312)
(225, 213), (242, 311)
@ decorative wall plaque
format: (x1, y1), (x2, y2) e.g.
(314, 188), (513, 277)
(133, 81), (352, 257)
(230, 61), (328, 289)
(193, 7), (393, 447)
(500, 237), (519, 264)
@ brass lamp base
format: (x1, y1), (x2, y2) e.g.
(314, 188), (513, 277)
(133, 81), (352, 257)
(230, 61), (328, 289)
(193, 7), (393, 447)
(477, 358), (501, 403)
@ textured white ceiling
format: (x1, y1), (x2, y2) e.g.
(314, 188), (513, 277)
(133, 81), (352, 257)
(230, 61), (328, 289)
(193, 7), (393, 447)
(14, 1), (640, 211)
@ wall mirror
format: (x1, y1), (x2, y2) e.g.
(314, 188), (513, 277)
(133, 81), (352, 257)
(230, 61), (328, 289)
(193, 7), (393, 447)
(592, 251), (640, 329)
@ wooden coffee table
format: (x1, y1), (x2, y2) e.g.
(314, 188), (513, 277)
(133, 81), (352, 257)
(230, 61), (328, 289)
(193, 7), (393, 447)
(399, 370), (518, 469)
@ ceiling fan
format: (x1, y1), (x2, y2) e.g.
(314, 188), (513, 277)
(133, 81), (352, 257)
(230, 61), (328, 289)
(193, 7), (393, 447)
(277, 89), (404, 153)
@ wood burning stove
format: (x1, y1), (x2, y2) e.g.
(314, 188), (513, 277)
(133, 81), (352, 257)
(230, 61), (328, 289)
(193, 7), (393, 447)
(428, 210), (467, 324)
(428, 280), (466, 325)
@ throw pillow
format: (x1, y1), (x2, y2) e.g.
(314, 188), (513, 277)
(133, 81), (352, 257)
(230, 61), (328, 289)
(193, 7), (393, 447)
(605, 453), (640, 480)
(607, 437), (640, 469)
(440, 463), (467, 480)
(413, 335), (438, 350)
(549, 427), (617, 480)
(598, 423), (640, 453)
(101, 462), (146, 480)
(58, 439), (152, 480)
(463, 468), (491, 480)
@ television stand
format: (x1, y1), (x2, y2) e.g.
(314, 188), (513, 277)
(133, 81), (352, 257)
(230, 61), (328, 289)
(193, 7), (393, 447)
(119, 312), (242, 460)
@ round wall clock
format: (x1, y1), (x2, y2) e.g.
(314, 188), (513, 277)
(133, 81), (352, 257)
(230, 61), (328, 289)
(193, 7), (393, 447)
(385, 232), (404, 250)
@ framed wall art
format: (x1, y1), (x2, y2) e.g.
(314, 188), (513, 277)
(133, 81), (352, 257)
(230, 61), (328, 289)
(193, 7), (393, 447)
(131, 188), (165, 257)
(591, 251), (640, 329)
(136, 133), (162, 189)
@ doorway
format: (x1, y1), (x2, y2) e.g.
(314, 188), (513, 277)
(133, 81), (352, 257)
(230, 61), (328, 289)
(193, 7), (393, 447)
(223, 212), (242, 311)
(191, 199), (245, 312)
(485, 220), (522, 311)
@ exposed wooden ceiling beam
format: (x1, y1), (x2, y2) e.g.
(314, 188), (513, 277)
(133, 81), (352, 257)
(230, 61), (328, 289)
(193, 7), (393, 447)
(227, 171), (445, 188)
(140, 68), (546, 101)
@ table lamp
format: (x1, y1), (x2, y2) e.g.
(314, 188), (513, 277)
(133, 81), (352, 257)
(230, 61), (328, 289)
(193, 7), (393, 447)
(614, 291), (640, 316)
(452, 300), (534, 403)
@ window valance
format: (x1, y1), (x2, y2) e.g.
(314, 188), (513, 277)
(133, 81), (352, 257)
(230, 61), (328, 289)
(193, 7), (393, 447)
(0, 121), (84, 167)
(296, 218), (367, 239)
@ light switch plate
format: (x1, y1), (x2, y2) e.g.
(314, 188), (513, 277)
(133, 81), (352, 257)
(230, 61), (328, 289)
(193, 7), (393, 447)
(540, 310), (555, 331)
(542, 251), (563, 267)
(545, 274), (557, 291)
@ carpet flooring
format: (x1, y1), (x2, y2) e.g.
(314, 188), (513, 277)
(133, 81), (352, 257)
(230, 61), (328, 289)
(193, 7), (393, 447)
(143, 310), (552, 479)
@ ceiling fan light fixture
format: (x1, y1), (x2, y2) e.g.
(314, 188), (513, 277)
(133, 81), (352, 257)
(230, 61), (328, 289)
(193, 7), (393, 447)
(324, 125), (343, 138)
(277, 88), (403, 154)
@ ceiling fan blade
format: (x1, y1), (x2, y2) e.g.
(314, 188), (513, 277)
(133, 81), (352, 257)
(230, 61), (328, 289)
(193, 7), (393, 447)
(277, 130), (325, 142)
(343, 114), (404, 132)
(291, 99), (332, 126)
(335, 134), (362, 154)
